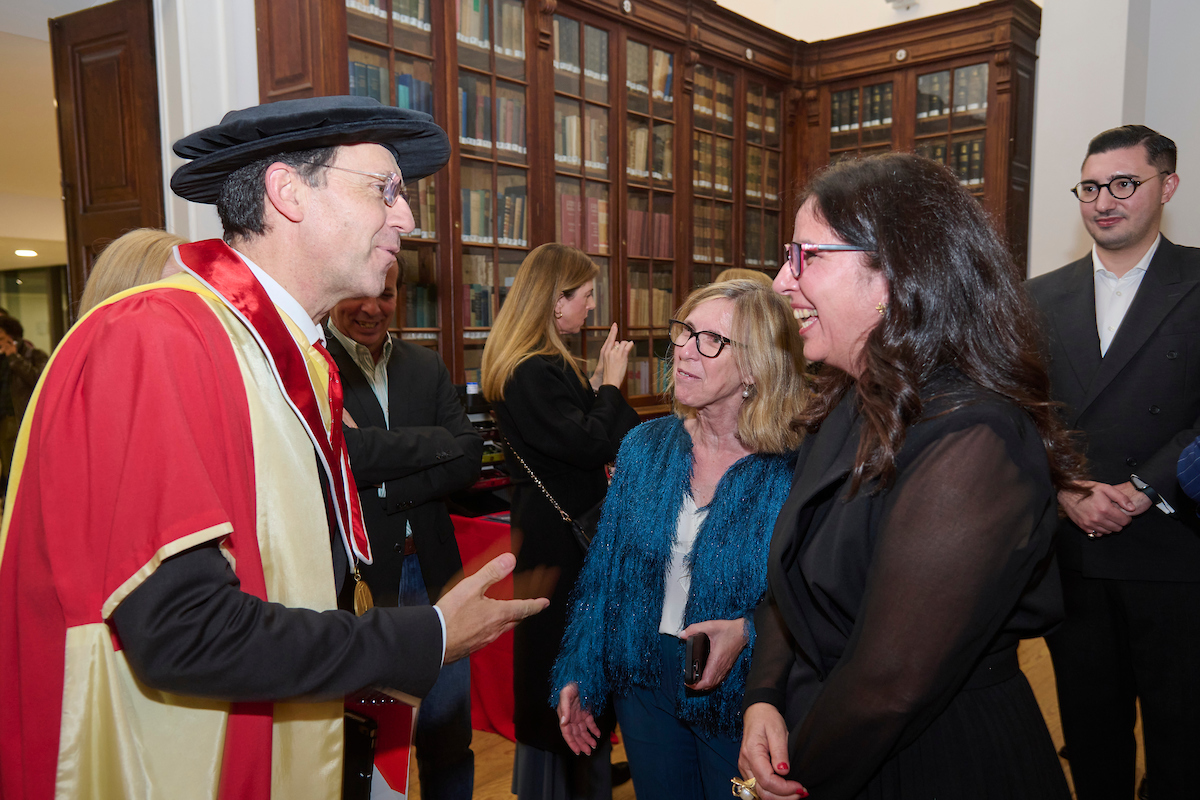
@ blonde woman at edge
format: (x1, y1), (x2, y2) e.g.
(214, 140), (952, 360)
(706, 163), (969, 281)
(481, 243), (640, 800)
(78, 228), (188, 316)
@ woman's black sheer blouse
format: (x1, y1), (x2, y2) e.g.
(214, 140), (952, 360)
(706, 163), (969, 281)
(744, 377), (1063, 797)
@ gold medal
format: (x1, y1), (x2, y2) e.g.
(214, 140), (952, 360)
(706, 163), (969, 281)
(353, 568), (374, 616)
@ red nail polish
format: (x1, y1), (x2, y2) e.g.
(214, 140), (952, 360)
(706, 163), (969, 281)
(796, 789), (809, 799)
(777, 762), (789, 772)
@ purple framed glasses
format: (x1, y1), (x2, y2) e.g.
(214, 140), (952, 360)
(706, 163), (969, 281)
(783, 242), (876, 279)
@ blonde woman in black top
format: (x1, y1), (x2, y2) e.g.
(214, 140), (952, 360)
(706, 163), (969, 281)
(482, 243), (640, 800)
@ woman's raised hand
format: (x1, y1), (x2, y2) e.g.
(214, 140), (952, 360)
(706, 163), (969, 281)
(557, 683), (602, 755)
(597, 323), (633, 389)
(589, 323), (616, 390)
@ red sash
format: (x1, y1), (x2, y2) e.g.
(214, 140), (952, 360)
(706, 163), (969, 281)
(177, 240), (371, 566)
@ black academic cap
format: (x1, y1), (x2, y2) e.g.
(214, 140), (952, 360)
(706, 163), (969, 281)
(170, 96), (450, 204)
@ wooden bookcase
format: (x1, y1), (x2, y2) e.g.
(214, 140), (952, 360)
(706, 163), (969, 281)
(253, 0), (1040, 396)
(795, 0), (1040, 273)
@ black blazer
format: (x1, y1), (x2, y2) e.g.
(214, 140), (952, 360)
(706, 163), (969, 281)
(327, 332), (484, 605)
(1026, 237), (1200, 581)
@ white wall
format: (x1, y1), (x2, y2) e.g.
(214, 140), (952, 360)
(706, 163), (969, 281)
(154, 0), (259, 242)
(1144, 0), (1199, 240)
(1029, 0), (1198, 275)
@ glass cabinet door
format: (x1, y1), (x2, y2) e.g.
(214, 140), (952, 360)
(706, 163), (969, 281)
(553, 15), (615, 376)
(346, 0), (443, 354)
(454, 0), (530, 381)
(915, 63), (988, 198)
(624, 36), (676, 400)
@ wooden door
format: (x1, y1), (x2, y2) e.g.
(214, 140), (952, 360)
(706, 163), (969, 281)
(50, 0), (164, 320)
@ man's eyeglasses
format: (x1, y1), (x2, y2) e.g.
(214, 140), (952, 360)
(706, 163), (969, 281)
(668, 319), (737, 358)
(1071, 171), (1172, 203)
(782, 242), (876, 279)
(316, 164), (408, 207)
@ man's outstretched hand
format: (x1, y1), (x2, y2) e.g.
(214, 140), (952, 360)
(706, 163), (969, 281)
(436, 553), (549, 663)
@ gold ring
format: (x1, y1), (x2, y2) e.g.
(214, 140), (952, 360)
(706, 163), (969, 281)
(732, 776), (759, 800)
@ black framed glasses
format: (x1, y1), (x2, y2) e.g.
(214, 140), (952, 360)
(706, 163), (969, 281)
(316, 164), (409, 207)
(1071, 171), (1171, 203)
(783, 242), (876, 279)
(668, 319), (737, 358)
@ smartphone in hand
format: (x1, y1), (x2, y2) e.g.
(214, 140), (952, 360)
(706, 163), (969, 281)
(685, 632), (710, 684)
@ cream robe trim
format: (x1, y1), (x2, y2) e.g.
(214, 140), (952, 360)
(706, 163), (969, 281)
(53, 276), (343, 800)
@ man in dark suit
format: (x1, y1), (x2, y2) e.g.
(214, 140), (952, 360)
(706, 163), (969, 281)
(328, 263), (484, 800)
(1027, 125), (1200, 800)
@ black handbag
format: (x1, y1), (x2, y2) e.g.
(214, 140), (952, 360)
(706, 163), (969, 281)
(508, 448), (602, 553)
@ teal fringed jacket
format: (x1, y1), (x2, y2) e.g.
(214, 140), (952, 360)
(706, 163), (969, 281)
(550, 414), (797, 738)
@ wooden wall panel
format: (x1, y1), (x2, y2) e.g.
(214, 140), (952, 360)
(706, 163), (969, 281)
(50, 0), (164, 319)
(255, 0), (347, 102)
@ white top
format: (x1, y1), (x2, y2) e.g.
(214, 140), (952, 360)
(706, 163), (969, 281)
(659, 493), (709, 636)
(1093, 234), (1160, 357)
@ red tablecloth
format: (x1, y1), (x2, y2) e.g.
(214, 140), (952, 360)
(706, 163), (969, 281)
(452, 514), (516, 742)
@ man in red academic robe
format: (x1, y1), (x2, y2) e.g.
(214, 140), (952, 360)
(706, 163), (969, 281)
(0, 96), (548, 800)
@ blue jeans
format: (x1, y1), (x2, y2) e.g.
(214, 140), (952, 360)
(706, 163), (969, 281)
(612, 636), (741, 800)
(399, 552), (474, 800)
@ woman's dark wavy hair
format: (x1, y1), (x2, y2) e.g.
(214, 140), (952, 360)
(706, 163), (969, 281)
(795, 152), (1085, 496)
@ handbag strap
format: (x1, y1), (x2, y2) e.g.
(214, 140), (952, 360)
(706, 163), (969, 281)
(507, 447), (575, 525)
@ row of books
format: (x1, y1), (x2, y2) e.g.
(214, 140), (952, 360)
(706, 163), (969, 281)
(347, 0), (431, 31)
(628, 276), (673, 327)
(746, 92), (780, 136)
(395, 73), (434, 117)
(460, 185), (529, 245)
(625, 48), (673, 104)
(650, 50), (674, 102)
(551, 18), (582, 76)
(918, 136), (986, 186)
(492, 1), (525, 60)
(692, 210), (732, 264)
(405, 284), (438, 328)
(916, 65), (989, 119)
(831, 84), (893, 133)
(456, 0), (490, 50)
(692, 68), (734, 124)
(745, 148), (780, 203)
(406, 178), (436, 239)
(558, 195), (610, 255)
(625, 357), (670, 396)
(348, 60), (388, 104)
(495, 95), (527, 154)
(496, 185), (529, 245)
(461, 189), (492, 244)
(625, 125), (673, 182)
(554, 110), (581, 166)
(627, 209), (673, 260)
(691, 134), (733, 195)
(458, 82), (492, 147)
(462, 254), (494, 327)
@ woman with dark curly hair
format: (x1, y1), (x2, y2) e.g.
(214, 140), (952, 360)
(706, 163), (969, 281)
(737, 153), (1084, 800)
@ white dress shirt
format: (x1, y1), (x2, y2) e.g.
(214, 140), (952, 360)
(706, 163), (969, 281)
(1093, 234), (1161, 357)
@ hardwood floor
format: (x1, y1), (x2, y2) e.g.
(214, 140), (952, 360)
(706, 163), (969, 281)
(407, 638), (1144, 799)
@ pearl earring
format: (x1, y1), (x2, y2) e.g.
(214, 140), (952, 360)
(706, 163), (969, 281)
(554, 310), (563, 319)
(742, 384), (752, 398)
